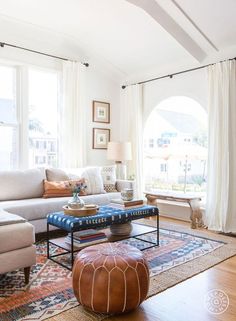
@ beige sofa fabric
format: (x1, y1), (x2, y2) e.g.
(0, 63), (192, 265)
(0, 245), (36, 274)
(1, 192), (121, 222)
(0, 167), (135, 234)
(0, 209), (26, 225)
(0, 168), (46, 201)
(0, 222), (35, 254)
(46, 168), (69, 181)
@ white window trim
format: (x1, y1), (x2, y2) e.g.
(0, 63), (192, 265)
(18, 65), (29, 169)
(0, 59), (61, 170)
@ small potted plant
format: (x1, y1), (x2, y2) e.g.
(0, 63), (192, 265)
(67, 181), (87, 209)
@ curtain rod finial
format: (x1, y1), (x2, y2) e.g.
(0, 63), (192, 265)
(122, 85), (126, 89)
(84, 63), (89, 67)
(0, 42), (4, 47)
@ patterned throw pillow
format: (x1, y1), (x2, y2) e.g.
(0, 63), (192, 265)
(43, 179), (87, 198)
(101, 165), (117, 193)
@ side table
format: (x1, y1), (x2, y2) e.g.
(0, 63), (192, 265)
(145, 191), (204, 229)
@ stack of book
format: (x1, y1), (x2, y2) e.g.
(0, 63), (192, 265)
(65, 229), (107, 248)
(110, 199), (144, 209)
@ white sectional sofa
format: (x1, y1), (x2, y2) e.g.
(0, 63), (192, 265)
(0, 166), (133, 282)
(0, 167), (133, 234)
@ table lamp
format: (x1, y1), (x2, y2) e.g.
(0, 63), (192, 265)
(107, 142), (132, 179)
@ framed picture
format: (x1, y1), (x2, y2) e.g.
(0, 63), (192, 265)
(93, 128), (110, 149)
(93, 100), (110, 123)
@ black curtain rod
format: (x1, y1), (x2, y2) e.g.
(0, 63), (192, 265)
(121, 56), (236, 89)
(0, 42), (89, 67)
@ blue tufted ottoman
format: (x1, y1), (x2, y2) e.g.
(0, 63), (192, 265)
(47, 205), (159, 270)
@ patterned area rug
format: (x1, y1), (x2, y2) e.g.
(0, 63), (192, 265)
(0, 222), (233, 321)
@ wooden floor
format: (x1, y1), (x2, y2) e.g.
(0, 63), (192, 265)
(106, 218), (236, 321)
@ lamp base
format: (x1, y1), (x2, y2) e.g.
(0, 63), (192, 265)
(115, 162), (127, 180)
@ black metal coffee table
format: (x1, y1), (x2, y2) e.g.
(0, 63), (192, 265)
(47, 204), (159, 270)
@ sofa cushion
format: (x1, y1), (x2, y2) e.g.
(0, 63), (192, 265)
(1, 197), (71, 221)
(43, 179), (87, 198)
(101, 165), (117, 193)
(1, 192), (121, 221)
(81, 167), (106, 195)
(0, 209), (26, 225)
(46, 168), (69, 181)
(0, 168), (46, 201)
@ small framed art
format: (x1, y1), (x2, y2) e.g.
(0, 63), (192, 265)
(93, 128), (110, 149)
(93, 100), (110, 123)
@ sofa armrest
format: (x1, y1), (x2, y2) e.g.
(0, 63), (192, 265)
(0, 208), (26, 226)
(116, 180), (135, 192)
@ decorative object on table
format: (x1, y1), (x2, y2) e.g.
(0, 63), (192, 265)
(110, 222), (133, 236)
(107, 141), (132, 179)
(63, 204), (98, 217)
(67, 180), (87, 209)
(65, 229), (107, 248)
(93, 128), (110, 149)
(72, 242), (149, 314)
(92, 100), (110, 123)
(111, 198), (144, 207)
(121, 188), (134, 201)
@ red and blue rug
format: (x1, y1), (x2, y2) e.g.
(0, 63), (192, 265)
(0, 225), (225, 321)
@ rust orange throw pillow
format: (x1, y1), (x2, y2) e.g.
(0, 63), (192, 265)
(43, 179), (87, 198)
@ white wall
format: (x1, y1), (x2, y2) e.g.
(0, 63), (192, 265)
(85, 66), (120, 166)
(0, 47), (121, 168)
(143, 68), (208, 122)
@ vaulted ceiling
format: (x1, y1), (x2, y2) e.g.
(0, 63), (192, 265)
(0, 0), (235, 83)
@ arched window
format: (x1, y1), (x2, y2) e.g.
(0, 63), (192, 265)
(144, 96), (207, 195)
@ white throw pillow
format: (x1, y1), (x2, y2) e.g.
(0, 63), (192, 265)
(64, 168), (85, 180)
(81, 167), (106, 195)
(101, 165), (117, 193)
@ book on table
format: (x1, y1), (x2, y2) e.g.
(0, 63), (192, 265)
(65, 229), (107, 247)
(110, 199), (144, 207)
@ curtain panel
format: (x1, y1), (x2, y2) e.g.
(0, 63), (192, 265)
(60, 61), (86, 168)
(120, 84), (144, 198)
(206, 60), (236, 233)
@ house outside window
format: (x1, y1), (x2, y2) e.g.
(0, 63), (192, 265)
(0, 65), (18, 170)
(144, 96), (207, 195)
(0, 63), (60, 170)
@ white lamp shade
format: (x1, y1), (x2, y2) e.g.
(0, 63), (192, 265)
(107, 142), (132, 161)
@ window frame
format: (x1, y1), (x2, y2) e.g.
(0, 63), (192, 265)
(0, 61), (61, 170)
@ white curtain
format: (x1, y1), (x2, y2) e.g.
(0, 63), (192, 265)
(120, 84), (144, 198)
(206, 60), (236, 233)
(60, 61), (86, 168)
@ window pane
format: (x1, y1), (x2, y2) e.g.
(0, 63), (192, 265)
(0, 65), (17, 123)
(0, 126), (17, 169)
(28, 69), (58, 168)
(144, 97), (207, 196)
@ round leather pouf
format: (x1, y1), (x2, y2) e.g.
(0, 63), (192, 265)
(72, 242), (149, 314)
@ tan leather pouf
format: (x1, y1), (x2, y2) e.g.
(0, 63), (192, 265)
(72, 242), (150, 314)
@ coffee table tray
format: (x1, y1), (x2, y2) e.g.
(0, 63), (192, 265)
(63, 205), (98, 216)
